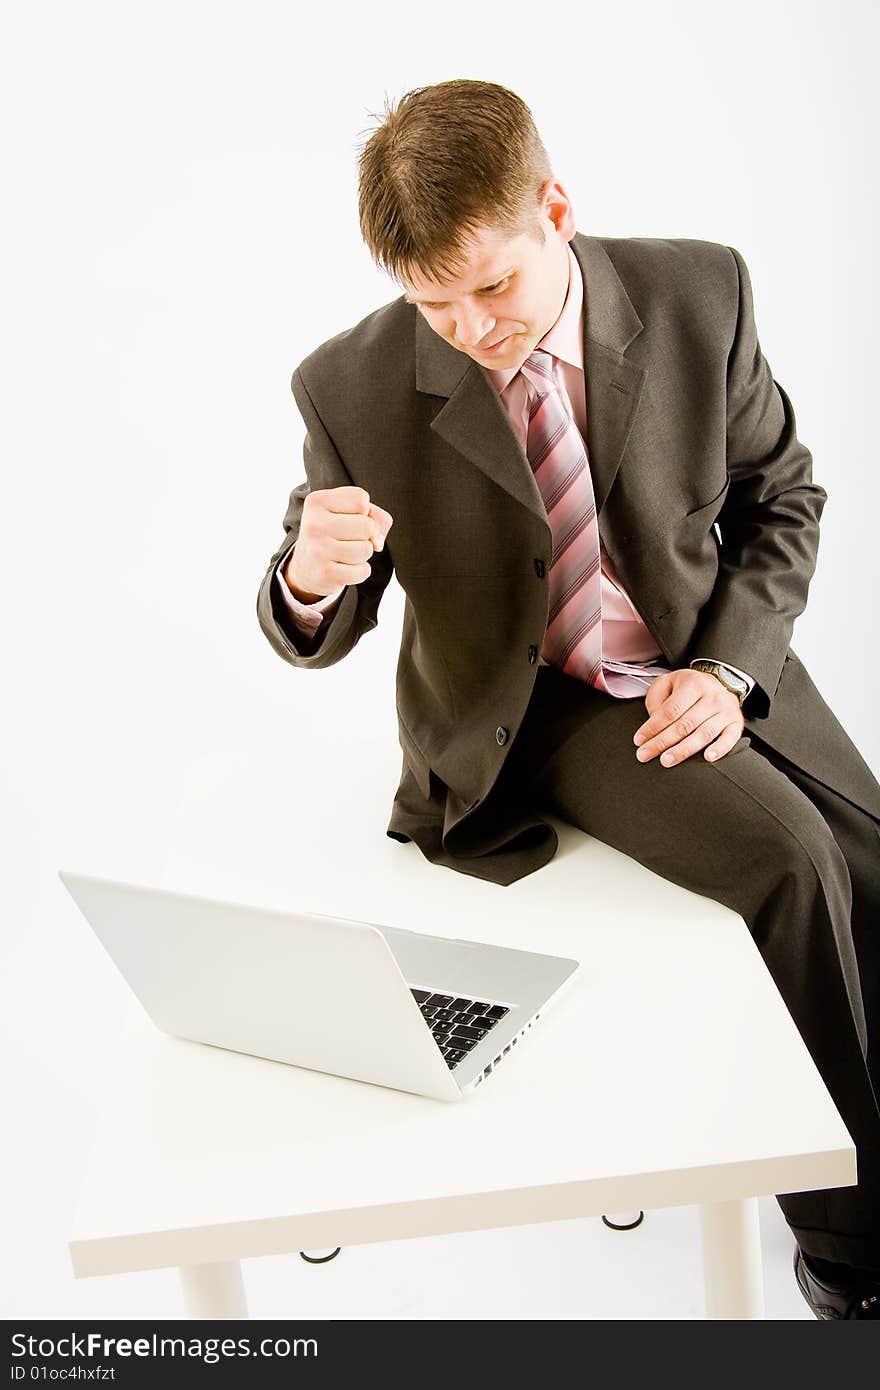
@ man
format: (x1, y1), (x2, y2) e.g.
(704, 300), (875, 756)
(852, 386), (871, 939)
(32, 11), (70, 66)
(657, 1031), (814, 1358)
(257, 79), (880, 1317)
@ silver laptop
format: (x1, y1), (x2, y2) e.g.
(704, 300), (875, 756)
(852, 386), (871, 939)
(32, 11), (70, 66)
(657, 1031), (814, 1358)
(58, 870), (579, 1102)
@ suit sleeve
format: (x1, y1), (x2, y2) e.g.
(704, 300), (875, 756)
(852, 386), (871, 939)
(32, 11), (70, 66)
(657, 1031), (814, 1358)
(684, 246), (827, 719)
(256, 366), (394, 669)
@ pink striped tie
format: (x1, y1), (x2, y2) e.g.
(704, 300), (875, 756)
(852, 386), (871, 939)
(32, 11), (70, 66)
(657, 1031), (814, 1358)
(520, 349), (670, 697)
(521, 348), (608, 686)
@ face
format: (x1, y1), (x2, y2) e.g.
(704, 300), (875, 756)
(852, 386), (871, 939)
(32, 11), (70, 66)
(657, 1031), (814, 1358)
(400, 179), (577, 371)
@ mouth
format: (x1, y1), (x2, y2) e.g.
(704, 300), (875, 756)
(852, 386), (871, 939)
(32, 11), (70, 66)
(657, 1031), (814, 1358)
(477, 334), (513, 354)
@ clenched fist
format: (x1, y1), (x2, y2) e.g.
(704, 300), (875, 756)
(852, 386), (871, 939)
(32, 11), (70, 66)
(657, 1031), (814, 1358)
(283, 486), (394, 602)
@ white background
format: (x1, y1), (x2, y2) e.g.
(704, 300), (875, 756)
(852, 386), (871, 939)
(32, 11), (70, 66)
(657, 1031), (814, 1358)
(2, 0), (877, 1319)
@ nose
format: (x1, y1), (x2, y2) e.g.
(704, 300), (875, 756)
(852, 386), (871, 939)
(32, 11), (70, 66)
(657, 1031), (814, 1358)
(454, 305), (496, 349)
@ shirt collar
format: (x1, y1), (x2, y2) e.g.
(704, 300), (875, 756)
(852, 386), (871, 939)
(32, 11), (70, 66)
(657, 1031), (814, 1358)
(483, 240), (585, 393)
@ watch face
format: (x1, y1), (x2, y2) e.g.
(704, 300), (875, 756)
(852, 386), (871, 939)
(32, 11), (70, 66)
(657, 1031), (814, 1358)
(718, 670), (748, 701)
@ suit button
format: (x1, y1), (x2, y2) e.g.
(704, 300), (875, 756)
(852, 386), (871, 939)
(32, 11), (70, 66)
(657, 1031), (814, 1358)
(534, 557), (546, 578)
(495, 726), (509, 746)
(528, 644), (538, 664)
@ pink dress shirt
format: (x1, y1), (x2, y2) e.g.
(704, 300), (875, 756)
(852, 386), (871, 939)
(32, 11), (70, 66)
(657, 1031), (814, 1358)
(276, 243), (754, 698)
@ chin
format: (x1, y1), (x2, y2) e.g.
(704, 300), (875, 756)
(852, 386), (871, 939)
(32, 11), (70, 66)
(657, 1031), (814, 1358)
(503, 339), (529, 365)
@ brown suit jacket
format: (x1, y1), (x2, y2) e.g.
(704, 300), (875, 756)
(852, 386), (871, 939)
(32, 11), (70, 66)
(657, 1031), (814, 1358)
(257, 232), (880, 884)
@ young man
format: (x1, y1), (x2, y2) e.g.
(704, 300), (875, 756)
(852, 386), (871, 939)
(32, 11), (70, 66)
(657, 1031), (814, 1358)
(257, 78), (880, 1317)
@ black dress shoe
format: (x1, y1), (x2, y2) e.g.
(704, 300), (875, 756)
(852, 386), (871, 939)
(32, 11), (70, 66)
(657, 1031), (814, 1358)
(794, 1246), (880, 1319)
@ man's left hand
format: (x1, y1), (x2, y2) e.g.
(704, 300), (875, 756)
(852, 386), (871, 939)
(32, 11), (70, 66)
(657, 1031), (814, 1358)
(633, 669), (745, 767)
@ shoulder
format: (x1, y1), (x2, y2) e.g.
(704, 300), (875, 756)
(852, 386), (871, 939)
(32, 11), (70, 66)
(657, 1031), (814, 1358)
(590, 234), (743, 346)
(595, 233), (738, 288)
(292, 294), (415, 401)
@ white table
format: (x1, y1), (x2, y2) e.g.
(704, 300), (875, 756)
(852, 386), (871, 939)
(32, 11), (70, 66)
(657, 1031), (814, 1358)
(66, 739), (856, 1320)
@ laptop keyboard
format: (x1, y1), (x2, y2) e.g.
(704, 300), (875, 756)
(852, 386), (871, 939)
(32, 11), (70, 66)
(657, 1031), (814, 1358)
(410, 989), (510, 1070)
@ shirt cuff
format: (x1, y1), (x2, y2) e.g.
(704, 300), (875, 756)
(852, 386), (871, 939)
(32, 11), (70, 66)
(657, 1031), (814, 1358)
(689, 658), (755, 696)
(274, 552), (346, 632)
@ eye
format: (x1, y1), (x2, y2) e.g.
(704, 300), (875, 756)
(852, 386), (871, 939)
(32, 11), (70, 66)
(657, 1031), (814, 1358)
(422, 278), (510, 311)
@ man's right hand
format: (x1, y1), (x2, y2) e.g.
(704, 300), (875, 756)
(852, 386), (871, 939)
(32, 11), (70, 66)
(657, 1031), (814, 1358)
(283, 486), (394, 602)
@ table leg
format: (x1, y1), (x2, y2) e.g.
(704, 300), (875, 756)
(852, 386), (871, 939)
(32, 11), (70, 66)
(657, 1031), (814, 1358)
(179, 1260), (249, 1319)
(699, 1199), (765, 1319)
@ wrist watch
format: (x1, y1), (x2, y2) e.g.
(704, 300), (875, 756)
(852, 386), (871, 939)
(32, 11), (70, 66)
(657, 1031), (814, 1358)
(690, 660), (749, 706)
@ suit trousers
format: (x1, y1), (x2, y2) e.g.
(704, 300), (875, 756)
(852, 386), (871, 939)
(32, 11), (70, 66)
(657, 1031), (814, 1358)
(483, 664), (880, 1268)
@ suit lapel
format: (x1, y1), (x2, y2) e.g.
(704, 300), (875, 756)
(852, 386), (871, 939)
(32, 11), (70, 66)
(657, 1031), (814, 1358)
(414, 232), (649, 531)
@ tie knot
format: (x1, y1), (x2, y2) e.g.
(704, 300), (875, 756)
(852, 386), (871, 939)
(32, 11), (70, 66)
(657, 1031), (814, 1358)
(520, 348), (556, 397)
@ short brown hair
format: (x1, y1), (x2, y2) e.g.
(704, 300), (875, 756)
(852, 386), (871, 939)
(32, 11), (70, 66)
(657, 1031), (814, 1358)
(356, 78), (553, 289)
